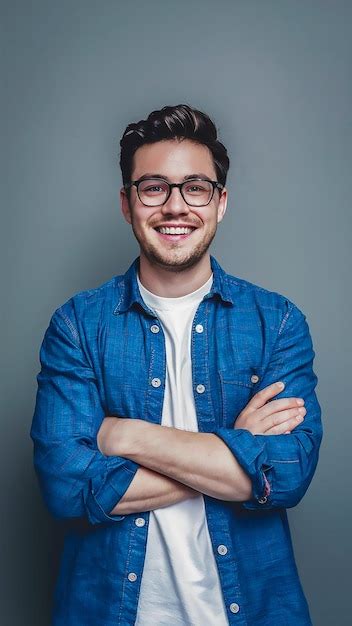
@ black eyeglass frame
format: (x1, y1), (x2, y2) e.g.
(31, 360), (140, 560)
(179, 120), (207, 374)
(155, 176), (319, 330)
(124, 177), (224, 207)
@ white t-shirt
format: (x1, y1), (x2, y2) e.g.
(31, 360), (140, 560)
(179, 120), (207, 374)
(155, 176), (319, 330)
(134, 272), (229, 626)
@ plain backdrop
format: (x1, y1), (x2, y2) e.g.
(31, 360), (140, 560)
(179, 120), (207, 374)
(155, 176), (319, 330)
(1, 1), (351, 624)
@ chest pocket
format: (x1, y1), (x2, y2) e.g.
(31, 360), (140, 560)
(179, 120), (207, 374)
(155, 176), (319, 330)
(219, 369), (260, 428)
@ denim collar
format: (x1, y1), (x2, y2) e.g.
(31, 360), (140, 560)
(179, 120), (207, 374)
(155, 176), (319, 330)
(113, 255), (235, 316)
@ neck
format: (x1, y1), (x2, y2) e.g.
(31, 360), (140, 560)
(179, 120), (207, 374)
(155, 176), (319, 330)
(138, 252), (212, 297)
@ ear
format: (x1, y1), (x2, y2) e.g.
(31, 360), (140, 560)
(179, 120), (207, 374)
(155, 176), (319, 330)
(216, 187), (228, 224)
(120, 187), (132, 225)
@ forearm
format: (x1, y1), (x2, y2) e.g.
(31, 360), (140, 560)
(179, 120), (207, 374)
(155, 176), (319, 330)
(110, 465), (200, 515)
(118, 421), (253, 501)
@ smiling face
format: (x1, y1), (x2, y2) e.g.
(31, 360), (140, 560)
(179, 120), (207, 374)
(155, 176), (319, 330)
(120, 139), (227, 273)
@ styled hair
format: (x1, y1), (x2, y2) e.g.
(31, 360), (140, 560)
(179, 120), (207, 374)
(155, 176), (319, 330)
(119, 104), (230, 199)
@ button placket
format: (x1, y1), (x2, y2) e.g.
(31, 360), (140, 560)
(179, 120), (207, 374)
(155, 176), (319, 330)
(146, 313), (166, 428)
(194, 322), (205, 397)
(191, 303), (214, 431)
(149, 318), (163, 392)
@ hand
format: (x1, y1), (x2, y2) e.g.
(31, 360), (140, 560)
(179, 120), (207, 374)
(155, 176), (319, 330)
(234, 381), (306, 435)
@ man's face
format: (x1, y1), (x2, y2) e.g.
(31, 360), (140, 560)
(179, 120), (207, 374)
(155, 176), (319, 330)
(120, 139), (227, 272)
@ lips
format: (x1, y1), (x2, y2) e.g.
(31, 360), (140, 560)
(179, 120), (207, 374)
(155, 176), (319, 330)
(153, 226), (197, 241)
(153, 225), (198, 232)
(156, 226), (194, 235)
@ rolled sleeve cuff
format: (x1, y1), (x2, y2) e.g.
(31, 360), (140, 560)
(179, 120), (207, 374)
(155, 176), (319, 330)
(84, 458), (140, 524)
(213, 427), (273, 508)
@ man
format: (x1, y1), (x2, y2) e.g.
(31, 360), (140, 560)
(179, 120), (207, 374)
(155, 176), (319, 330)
(31, 104), (322, 625)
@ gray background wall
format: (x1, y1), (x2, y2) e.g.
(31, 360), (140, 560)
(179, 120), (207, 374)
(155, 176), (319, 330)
(1, 1), (350, 624)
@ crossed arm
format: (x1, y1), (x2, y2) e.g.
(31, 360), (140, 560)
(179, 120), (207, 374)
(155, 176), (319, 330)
(31, 303), (322, 524)
(98, 420), (254, 515)
(98, 304), (322, 517)
(97, 379), (307, 515)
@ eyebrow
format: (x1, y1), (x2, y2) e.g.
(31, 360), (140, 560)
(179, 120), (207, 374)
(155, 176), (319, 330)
(136, 173), (213, 182)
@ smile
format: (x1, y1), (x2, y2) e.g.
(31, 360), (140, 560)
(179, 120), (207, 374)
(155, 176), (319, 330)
(153, 225), (197, 241)
(156, 226), (195, 235)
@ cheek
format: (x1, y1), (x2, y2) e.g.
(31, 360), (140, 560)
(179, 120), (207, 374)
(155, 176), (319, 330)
(131, 214), (146, 232)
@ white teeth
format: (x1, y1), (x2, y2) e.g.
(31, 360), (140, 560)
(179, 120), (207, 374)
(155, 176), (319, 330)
(157, 227), (193, 235)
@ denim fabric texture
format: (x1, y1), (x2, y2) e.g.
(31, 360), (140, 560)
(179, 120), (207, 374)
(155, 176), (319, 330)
(31, 255), (322, 625)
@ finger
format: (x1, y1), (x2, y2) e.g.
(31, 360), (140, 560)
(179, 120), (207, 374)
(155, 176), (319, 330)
(264, 411), (305, 435)
(247, 381), (286, 410)
(257, 396), (305, 420)
(262, 406), (306, 432)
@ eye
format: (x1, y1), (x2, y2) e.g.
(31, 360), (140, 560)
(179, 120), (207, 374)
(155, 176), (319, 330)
(139, 180), (169, 194)
(145, 185), (163, 192)
(184, 181), (211, 194)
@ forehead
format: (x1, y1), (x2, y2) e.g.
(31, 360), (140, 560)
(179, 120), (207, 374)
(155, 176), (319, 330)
(132, 139), (217, 180)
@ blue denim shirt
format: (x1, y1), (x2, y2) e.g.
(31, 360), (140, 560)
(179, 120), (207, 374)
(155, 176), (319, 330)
(31, 255), (322, 626)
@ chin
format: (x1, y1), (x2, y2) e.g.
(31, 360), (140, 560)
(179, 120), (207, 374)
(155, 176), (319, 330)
(134, 224), (217, 271)
(142, 244), (212, 272)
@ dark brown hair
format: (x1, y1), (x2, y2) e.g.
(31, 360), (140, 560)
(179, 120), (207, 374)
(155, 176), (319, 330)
(119, 104), (230, 199)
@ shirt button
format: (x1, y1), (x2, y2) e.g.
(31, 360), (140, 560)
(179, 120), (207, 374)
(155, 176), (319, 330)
(217, 544), (228, 555)
(151, 378), (161, 388)
(127, 572), (137, 582)
(135, 517), (145, 527)
(230, 603), (240, 614)
(251, 374), (260, 384)
(196, 384), (205, 394)
(150, 324), (160, 333)
(195, 324), (204, 333)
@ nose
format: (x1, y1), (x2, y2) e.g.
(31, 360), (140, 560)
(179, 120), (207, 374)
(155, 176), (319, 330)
(161, 186), (190, 216)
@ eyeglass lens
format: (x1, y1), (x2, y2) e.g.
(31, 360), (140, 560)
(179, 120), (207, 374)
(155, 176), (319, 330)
(137, 179), (214, 207)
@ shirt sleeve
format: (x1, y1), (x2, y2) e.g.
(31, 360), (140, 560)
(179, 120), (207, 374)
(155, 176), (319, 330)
(30, 307), (140, 525)
(213, 302), (323, 510)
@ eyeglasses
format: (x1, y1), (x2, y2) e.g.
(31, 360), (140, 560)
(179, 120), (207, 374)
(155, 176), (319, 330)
(124, 177), (224, 207)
